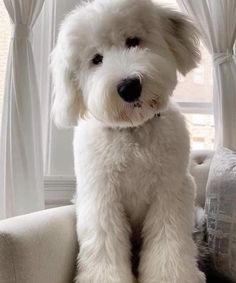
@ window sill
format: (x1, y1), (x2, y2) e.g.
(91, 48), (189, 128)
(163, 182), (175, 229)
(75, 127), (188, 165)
(44, 176), (76, 208)
(178, 102), (213, 114)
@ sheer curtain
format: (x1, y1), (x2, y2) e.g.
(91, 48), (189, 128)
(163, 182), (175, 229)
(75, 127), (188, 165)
(177, 0), (236, 151)
(0, 0), (45, 219)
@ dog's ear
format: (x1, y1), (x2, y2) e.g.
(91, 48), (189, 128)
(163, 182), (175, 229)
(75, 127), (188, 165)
(162, 9), (201, 75)
(50, 32), (85, 128)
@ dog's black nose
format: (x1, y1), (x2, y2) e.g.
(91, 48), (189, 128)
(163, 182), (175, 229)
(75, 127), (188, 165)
(117, 78), (142, 103)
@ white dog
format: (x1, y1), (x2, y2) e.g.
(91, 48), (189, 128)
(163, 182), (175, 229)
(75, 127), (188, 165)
(51, 0), (206, 282)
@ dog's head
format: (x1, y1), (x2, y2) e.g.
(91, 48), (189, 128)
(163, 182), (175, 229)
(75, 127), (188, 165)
(51, 0), (200, 128)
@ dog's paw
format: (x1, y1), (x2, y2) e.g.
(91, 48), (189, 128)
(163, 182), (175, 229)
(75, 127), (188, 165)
(74, 270), (135, 283)
(195, 270), (206, 283)
(178, 270), (206, 283)
(141, 270), (206, 283)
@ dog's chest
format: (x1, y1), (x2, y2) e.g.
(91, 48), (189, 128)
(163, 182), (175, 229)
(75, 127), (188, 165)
(121, 163), (157, 227)
(117, 128), (163, 226)
(75, 107), (189, 227)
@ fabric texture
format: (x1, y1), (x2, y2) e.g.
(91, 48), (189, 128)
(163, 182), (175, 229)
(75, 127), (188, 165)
(0, 205), (78, 283)
(190, 150), (214, 207)
(177, 0), (236, 151)
(0, 0), (45, 219)
(205, 147), (236, 281)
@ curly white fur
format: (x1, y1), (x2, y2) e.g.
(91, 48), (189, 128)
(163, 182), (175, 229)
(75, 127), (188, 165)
(51, 0), (206, 282)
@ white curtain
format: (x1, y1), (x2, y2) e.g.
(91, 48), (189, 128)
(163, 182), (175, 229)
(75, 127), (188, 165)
(0, 0), (45, 219)
(177, 0), (236, 151)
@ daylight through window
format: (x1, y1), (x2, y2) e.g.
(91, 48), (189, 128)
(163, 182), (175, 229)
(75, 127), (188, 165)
(154, 0), (214, 150)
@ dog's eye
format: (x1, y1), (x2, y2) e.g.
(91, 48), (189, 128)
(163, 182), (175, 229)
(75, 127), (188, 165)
(126, 37), (140, 48)
(92, 54), (103, 65)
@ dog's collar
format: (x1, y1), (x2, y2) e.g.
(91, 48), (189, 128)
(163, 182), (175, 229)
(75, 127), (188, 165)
(128, 111), (162, 131)
(106, 111), (162, 131)
(155, 112), (161, 118)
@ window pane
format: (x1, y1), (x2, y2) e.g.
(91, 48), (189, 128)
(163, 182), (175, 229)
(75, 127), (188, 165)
(154, 0), (213, 103)
(153, 0), (214, 149)
(174, 44), (213, 103)
(0, 2), (11, 124)
(185, 114), (214, 150)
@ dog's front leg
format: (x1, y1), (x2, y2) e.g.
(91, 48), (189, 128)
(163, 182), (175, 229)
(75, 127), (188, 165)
(75, 182), (134, 283)
(139, 175), (206, 283)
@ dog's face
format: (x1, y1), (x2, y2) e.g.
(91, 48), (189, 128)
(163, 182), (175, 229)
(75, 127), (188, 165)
(51, 0), (200, 128)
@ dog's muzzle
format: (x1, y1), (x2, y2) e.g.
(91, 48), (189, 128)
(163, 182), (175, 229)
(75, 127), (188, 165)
(117, 77), (142, 103)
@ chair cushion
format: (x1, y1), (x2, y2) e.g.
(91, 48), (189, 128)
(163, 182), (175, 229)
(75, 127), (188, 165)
(0, 206), (78, 283)
(205, 147), (236, 281)
(190, 150), (213, 207)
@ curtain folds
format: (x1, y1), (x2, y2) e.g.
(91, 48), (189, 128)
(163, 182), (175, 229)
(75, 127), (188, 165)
(0, 0), (45, 219)
(177, 0), (236, 151)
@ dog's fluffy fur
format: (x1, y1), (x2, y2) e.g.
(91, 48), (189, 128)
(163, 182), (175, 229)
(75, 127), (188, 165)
(51, 0), (207, 282)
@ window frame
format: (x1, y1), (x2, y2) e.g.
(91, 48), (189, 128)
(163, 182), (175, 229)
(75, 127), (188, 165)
(179, 102), (213, 115)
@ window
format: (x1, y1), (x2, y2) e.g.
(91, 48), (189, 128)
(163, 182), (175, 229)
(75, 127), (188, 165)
(154, 0), (214, 150)
(175, 43), (214, 150)
(0, 2), (11, 124)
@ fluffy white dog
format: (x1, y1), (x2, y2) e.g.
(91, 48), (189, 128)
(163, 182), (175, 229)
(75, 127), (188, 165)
(51, 0), (206, 282)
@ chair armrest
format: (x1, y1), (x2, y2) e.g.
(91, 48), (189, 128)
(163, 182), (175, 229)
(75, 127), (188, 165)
(190, 150), (214, 207)
(0, 205), (78, 283)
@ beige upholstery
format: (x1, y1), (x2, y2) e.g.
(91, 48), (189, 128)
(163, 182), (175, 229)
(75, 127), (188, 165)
(0, 150), (213, 283)
(190, 150), (214, 208)
(0, 206), (78, 283)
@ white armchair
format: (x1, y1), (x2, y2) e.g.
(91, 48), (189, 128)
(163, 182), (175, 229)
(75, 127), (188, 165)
(190, 150), (214, 208)
(0, 206), (78, 283)
(0, 150), (214, 283)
